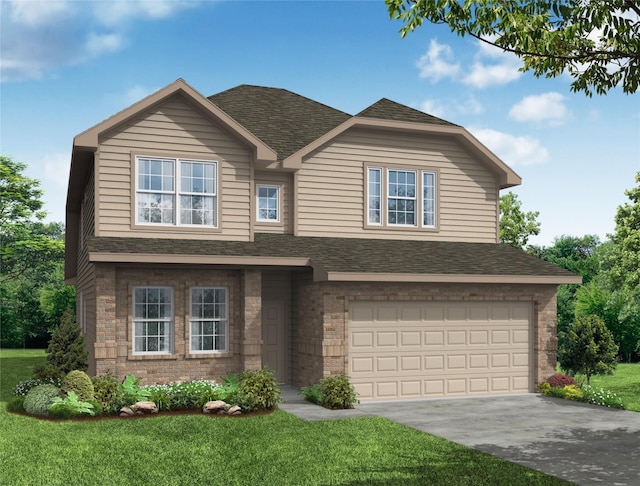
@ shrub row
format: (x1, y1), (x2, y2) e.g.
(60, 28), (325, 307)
(539, 374), (625, 409)
(11, 367), (282, 418)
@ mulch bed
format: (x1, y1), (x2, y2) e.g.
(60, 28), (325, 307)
(7, 408), (275, 422)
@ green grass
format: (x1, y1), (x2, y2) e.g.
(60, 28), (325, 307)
(0, 348), (46, 400)
(0, 407), (567, 486)
(581, 363), (640, 412)
(0, 349), (567, 485)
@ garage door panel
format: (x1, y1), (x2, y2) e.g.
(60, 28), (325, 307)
(350, 301), (533, 401)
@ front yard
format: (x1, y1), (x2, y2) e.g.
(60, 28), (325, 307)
(0, 348), (569, 485)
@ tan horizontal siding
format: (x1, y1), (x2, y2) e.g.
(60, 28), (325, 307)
(296, 128), (499, 242)
(96, 94), (252, 240)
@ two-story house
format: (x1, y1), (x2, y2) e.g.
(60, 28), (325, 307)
(65, 79), (580, 401)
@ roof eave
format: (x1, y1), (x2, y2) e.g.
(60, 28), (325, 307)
(321, 272), (582, 284)
(282, 117), (521, 188)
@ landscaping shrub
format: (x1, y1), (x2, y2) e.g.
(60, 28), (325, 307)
(546, 386), (567, 398)
(62, 370), (95, 401)
(6, 396), (25, 413)
(48, 403), (76, 419)
(121, 375), (151, 405)
(236, 367), (281, 412)
(13, 378), (62, 397)
(299, 384), (323, 405)
(50, 391), (96, 417)
(218, 373), (240, 403)
(319, 373), (359, 410)
(145, 380), (221, 410)
(547, 373), (577, 388)
(23, 384), (61, 416)
(563, 384), (584, 401)
(92, 371), (125, 415)
(32, 363), (65, 382)
(581, 385), (625, 409)
(538, 382), (551, 395)
(147, 386), (172, 411)
(46, 308), (88, 374)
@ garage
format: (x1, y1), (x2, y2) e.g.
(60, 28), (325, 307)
(349, 300), (533, 401)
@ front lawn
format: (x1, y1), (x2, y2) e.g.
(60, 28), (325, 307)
(0, 348), (566, 485)
(582, 363), (640, 412)
(0, 406), (566, 486)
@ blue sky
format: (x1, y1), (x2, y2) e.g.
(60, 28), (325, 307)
(2, 0), (639, 246)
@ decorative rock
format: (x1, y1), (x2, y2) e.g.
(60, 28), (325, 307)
(134, 401), (159, 414)
(119, 406), (135, 417)
(203, 400), (228, 414)
(227, 405), (242, 416)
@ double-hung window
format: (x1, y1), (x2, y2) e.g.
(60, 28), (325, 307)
(366, 166), (437, 228)
(256, 185), (280, 222)
(136, 156), (217, 227)
(133, 287), (173, 354)
(190, 287), (228, 353)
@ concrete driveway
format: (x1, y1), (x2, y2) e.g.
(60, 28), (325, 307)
(356, 394), (640, 486)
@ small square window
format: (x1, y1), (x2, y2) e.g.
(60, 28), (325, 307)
(257, 185), (280, 222)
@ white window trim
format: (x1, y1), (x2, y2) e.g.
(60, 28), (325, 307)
(256, 184), (280, 223)
(367, 167), (383, 226)
(132, 286), (174, 355)
(135, 156), (218, 228)
(189, 287), (229, 354)
(387, 168), (418, 227)
(422, 170), (437, 228)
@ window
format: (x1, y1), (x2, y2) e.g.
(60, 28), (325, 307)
(366, 166), (437, 228)
(256, 185), (280, 222)
(387, 169), (416, 226)
(423, 171), (436, 227)
(136, 156), (217, 227)
(190, 287), (228, 353)
(133, 287), (173, 354)
(367, 168), (382, 225)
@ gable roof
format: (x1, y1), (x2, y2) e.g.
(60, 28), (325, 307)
(86, 233), (581, 285)
(357, 98), (457, 127)
(208, 85), (351, 160)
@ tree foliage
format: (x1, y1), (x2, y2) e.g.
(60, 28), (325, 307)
(607, 172), (640, 292)
(0, 155), (45, 228)
(46, 308), (88, 374)
(499, 192), (540, 249)
(559, 314), (618, 384)
(386, 0), (640, 96)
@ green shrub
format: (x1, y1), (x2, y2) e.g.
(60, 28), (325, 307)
(538, 382), (551, 395)
(50, 391), (96, 416)
(236, 368), (281, 412)
(92, 371), (125, 415)
(319, 373), (359, 410)
(147, 386), (171, 411)
(581, 384), (625, 409)
(62, 370), (95, 401)
(6, 396), (25, 412)
(88, 400), (103, 417)
(121, 375), (151, 404)
(299, 384), (323, 405)
(32, 364), (65, 382)
(48, 403), (76, 419)
(13, 378), (62, 397)
(218, 373), (240, 403)
(546, 386), (567, 399)
(46, 308), (88, 374)
(23, 384), (61, 416)
(563, 384), (584, 401)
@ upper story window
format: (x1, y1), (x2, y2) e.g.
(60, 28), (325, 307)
(366, 166), (437, 229)
(136, 156), (217, 227)
(256, 184), (280, 222)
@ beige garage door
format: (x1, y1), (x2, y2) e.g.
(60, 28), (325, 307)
(349, 301), (533, 401)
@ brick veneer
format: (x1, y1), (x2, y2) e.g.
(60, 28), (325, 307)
(291, 276), (558, 391)
(93, 264), (248, 384)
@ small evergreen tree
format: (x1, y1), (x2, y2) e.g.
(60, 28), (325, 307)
(559, 315), (618, 384)
(46, 308), (88, 374)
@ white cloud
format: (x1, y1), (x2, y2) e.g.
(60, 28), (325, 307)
(416, 40), (460, 82)
(509, 92), (568, 124)
(469, 128), (550, 166)
(417, 96), (483, 120)
(419, 99), (447, 118)
(463, 60), (522, 88)
(0, 1), (200, 82)
(43, 152), (71, 190)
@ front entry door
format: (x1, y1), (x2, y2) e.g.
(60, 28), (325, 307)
(262, 300), (285, 383)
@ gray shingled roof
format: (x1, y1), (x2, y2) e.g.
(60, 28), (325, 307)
(208, 85), (351, 160)
(357, 98), (458, 127)
(87, 233), (576, 278)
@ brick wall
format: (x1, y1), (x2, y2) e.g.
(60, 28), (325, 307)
(93, 264), (254, 385)
(291, 279), (558, 390)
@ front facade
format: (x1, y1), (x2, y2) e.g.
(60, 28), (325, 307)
(66, 79), (580, 401)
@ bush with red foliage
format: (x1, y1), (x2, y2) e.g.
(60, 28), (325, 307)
(547, 373), (576, 388)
